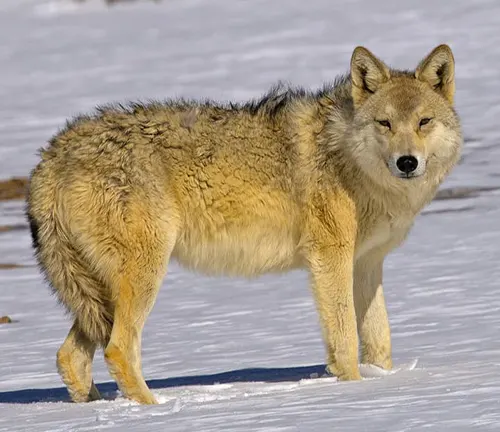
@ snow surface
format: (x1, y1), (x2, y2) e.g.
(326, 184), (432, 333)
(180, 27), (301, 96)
(1, 0), (500, 430)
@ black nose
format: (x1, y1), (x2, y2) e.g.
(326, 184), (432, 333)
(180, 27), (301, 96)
(396, 155), (419, 174)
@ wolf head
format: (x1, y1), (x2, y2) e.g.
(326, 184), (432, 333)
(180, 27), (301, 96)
(347, 44), (462, 188)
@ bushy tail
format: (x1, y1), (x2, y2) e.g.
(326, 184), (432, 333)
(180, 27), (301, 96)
(27, 194), (113, 347)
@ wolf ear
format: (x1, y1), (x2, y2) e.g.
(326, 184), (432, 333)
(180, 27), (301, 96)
(415, 44), (455, 104)
(350, 46), (391, 108)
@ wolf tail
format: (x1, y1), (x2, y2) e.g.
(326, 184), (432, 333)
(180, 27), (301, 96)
(26, 175), (113, 347)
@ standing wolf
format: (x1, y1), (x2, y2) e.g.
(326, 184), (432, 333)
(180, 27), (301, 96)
(26, 44), (462, 405)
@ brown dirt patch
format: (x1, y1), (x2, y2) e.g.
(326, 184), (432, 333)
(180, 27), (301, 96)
(0, 177), (28, 201)
(0, 224), (27, 233)
(0, 263), (29, 270)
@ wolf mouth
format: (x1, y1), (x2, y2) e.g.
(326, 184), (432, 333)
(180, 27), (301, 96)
(397, 172), (422, 179)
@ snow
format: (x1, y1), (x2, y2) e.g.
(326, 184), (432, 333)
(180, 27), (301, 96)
(1, 0), (500, 430)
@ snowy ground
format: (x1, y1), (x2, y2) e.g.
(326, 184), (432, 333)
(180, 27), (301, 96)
(1, 0), (500, 430)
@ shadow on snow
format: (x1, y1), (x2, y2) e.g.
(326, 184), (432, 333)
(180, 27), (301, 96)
(0, 364), (330, 404)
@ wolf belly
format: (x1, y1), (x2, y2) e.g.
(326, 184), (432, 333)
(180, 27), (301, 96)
(172, 220), (302, 277)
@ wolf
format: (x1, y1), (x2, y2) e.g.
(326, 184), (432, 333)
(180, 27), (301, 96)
(26, 44), (462, 405)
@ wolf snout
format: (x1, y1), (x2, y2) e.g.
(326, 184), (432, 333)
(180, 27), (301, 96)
(388, 154), (426, 178)
(396, 155), (419, 174)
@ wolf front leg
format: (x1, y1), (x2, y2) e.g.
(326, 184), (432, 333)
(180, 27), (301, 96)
(306, 231), (361, 381)
(354, 255), (392, 370)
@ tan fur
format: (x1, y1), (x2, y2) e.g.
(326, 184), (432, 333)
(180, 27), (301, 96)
(26, 44), (462, 404)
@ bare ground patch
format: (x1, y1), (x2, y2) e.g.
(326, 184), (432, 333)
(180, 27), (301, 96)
(0, 224), (27, 233)
(0, 263), (32, 270)
(0, 177), (28, 202)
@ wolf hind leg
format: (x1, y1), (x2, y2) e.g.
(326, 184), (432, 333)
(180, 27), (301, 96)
(57, 321), (101, 402)
(101, 212), (173, 405)
(104, 261), (168, 405)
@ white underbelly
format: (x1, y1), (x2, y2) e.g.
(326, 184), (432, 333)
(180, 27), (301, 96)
(172, 224), (302, 278)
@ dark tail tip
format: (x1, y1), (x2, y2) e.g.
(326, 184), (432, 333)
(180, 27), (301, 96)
(26, 211), (40, 251)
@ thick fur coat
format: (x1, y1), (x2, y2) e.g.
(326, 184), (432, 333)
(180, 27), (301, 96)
(26, 44), (462, 404)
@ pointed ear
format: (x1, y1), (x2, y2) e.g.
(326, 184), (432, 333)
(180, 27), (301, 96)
(350, 46), (391, 108)
(415, 44), (455, 104)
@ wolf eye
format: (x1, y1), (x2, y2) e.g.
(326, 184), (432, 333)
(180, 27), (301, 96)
(376, 120), (391, 129)
(419, 117), (432, 127)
